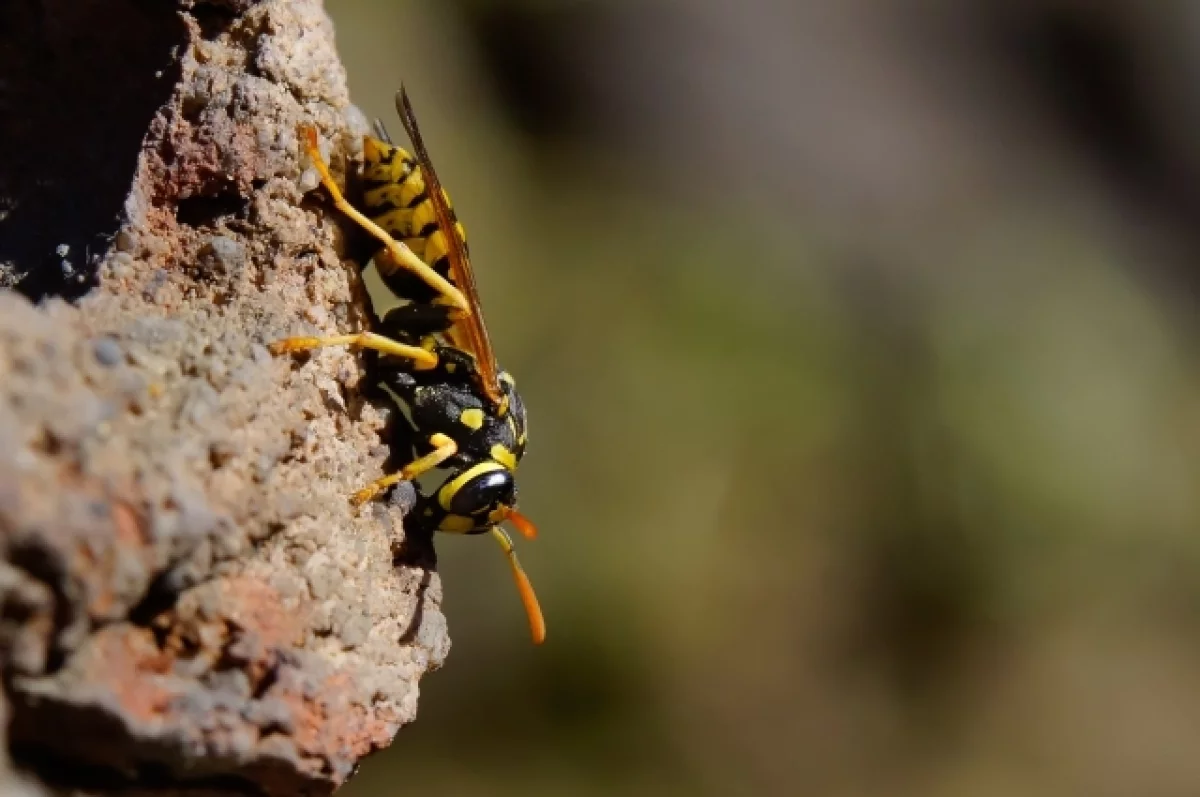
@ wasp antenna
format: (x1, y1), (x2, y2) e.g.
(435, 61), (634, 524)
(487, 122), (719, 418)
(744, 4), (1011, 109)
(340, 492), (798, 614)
(372, 118), (393, 144)
(504, 508), (538, 540)
(491, 527), (546, 645)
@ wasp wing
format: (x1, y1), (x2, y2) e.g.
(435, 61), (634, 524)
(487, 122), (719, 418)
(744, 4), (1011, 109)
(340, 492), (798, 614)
(396, 86), (503, 406)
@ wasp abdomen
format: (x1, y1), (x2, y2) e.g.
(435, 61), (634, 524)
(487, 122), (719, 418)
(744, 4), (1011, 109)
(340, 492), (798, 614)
(361, 136), (469, 289)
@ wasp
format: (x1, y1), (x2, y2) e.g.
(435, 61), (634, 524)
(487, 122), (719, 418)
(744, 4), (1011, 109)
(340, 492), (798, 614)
(270, 87), (545, 644)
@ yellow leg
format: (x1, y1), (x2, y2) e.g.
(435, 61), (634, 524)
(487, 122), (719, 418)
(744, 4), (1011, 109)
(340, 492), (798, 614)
(350, 433), (458, 505)
(491, 527), (546, 645)
(299, 126), (470, 314)
(269, 331), (438, 370)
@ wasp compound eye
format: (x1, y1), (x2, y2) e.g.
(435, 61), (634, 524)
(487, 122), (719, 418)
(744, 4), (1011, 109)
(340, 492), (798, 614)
(449, 467), (515, 516)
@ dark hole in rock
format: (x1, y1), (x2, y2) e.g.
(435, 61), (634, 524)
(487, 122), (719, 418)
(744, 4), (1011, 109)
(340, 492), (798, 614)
(175, 191), (250, 228)
(0, 0), (185, 302)
(192, 2), (239, 41)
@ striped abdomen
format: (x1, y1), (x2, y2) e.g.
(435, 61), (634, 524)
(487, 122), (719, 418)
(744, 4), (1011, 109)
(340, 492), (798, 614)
(360, 135), (468, 301)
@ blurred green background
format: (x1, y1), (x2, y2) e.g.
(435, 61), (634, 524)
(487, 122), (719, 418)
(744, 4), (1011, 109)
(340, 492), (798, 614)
(329, 2), (1200, 795)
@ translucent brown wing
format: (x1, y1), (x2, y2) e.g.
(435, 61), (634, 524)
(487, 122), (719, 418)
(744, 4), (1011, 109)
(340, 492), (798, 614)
(396, 86), (503, 406)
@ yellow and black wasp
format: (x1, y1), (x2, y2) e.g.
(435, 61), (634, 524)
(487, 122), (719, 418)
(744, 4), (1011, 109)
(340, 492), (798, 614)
(270, 87), (545, 644)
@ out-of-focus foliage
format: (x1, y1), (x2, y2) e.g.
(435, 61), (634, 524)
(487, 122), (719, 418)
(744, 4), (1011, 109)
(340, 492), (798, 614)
(330, 2), (1200, 795)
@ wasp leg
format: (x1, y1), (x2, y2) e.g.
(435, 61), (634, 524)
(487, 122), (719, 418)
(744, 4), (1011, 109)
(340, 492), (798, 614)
(299, 126), (470, 314)
(269, 331), (438, 370)
(490, 527), (546, 645)
(377, 304), (485, 383)
(351, 432), (458, 505)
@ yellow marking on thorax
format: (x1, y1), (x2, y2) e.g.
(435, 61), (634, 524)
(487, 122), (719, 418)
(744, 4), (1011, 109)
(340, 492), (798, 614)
(460, 408), (484, 430)
(491, 444), (517, 471)
(438, 461), (506, 511)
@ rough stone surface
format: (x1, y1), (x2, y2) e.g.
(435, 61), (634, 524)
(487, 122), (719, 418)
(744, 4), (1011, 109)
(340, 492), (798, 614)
(0, 1), (449, 794)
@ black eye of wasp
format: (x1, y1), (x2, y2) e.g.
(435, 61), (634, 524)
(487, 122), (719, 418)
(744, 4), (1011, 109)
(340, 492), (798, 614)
(450, 468), (515, 516)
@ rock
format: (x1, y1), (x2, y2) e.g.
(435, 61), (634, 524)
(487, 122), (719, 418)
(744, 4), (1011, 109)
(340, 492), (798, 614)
(0, 2), (447, 794)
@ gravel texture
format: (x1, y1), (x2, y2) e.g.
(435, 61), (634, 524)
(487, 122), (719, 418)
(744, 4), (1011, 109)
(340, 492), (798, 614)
(0, 1), (449, 794)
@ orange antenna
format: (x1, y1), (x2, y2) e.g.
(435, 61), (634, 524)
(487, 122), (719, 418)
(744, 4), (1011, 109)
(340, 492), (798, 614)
(491, 527), (546, 645)
(501, 507), (538, 540)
